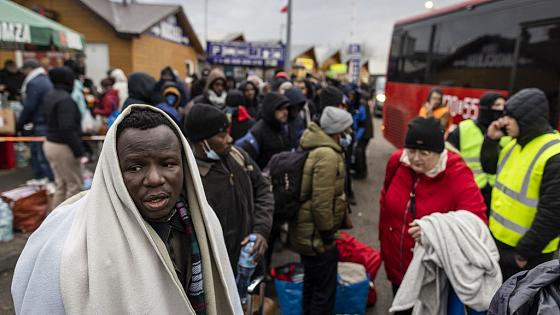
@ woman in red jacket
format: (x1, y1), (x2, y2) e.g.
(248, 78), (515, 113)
(379, 117), (487, 315)
(93, 77), (119, 117)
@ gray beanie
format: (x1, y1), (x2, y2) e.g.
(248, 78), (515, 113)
(320, 106), (353, 134)
(22, 59), (41, 70)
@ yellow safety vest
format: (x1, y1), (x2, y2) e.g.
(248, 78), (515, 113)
(458, 119), (510, 188)
(490, 133), (560, 253)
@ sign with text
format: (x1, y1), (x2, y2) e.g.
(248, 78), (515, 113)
(207, 41), (285, 67)
(150, 15), (189, 46)
(348, 43), (361, 83)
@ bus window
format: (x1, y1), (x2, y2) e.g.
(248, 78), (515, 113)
(387, 25), (433, 84)
(430, 7), (518, 90)
(514, 21), (560, 128)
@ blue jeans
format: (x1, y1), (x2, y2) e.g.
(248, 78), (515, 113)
(30, 125), (54, 181)
(448, 289), (486, 315)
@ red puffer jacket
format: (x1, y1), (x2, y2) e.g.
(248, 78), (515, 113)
(379, 149), (487, 285)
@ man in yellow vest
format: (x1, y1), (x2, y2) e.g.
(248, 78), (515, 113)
(482, 88), (560, 280)
(448, 92), (508, 212)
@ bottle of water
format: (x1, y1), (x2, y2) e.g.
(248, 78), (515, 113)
(0, 199), (13, 242)
(236, 233), (257, 305)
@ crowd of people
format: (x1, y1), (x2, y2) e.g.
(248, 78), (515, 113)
(4, 56), (560, 314)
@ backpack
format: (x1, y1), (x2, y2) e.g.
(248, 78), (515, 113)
(266, 149), (310, 222)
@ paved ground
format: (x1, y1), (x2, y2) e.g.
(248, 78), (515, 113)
(0, 118), (396, 314)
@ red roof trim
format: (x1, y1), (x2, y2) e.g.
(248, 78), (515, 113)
(395, 0), (496, 26)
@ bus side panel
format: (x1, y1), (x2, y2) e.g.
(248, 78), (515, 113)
(382, 82), (507, 148)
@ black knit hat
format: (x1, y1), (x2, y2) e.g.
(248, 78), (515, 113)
(183, 104), (229, 142)
(320, 86), (344, 108)
(404, 117), (445, 153)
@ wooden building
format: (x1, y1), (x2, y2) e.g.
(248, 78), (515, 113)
(319, 49), (342, 72)
(14, 0), (205, 84)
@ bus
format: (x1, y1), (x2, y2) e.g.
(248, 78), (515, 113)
(383, 0), (560, 148)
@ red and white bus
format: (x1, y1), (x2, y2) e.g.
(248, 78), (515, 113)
(382, 0), (560, 147)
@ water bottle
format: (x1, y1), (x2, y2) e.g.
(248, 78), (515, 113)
(0, 199), (13, 242)
(236, 233), (257, 305)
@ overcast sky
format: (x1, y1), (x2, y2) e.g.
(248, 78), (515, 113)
(143, 0), (464, 73)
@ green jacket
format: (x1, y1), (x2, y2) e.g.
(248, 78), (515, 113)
(289, 122), (347, 256)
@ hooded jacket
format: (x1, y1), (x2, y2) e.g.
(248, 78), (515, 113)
(156, 83), (182, 124)
(380, 149), (487, 285)
(237, 92), (292, 169)
(16, 67), (53, 131)
(110, 69), (128, 110)
(238, 80), (260, 118)
(289, 122), (347, 256)
(488, 259), (560, 315)
(285, 87), (309, 148)
(123, 72), (156, 109)
(224, 90), (255, 141)
(152, 66), (189, 108)
(192, 69), (227, 108)
(43, 67), (83, 157)
(195, 147), (273, 274)
(481, 88), (560, 260)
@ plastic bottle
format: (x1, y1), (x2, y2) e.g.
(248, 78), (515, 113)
(236, 233), (257, 305)
(0, 199), (14, 242)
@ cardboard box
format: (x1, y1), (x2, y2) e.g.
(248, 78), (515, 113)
(0, 108), (15, 135)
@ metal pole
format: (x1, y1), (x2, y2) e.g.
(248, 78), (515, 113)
(204, 0), (208, 44)
(285, 0), (292, 72)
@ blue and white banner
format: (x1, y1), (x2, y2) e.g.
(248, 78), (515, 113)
(207, 41), (286, 67)
(348, 43), (361, 84)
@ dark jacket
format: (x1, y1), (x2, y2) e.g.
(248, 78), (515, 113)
(224, 90), (255, 141)
(0, 68), (24, 100)
(43, 67), (83, 157)
(488, 259), (560, 315)
(196, 147), (273, 273)
(481, 88), (560, 260)
(238, 81), (260, 118)
(285, 87), (308, 149)
(152, 66), (188, 107)
(123, 72), (156, 109)
(236, 92), (292, 169)
(17, 71), (53, 131)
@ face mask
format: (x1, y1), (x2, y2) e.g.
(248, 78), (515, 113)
(203, 140), (221, 161)
(339, 133), (352, 148)
(165, 94), (178, 106)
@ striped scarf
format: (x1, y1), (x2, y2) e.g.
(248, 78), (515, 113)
(176, 199), (207, 315)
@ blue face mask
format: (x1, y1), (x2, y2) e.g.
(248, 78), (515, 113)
(339, 133), (352, 148)
(165, 94), (178, 106)
(203, 141), (221, 161)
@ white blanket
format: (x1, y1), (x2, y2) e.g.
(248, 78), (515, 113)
(390, 210), (502, 314)
(12, 105), (242, 314)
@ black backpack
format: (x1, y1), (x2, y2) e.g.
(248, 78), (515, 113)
(266, 149), (310, 222)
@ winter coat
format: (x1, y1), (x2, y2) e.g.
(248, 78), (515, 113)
(488, 259), (560, 315)
(0, 68), (24, 100)
(110, 69), (128, 110)
(353, 103), (374, 142)
(289, 122), (347, 256)
(379, 149), (487, 285)
(236, 92), (292, 169)
(122, 72), (156, 109)
(17, 71), (53, 131)
(195, 147), (273, 273)
(152, 66), (188, 108)
(481, 88), (560, 261)
(43, 67), (83, 157)
(93, 89), (119, 117)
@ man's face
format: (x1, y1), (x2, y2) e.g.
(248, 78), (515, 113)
(275, 105), (289, 124)
(295, 81), (308, 97)
(492, 97), (506, 111)
(211, 80), (225, 96)
(429, 92), (443, 108)
(206, 132), (233, 156)
(117, 125), (184, 220)
(162, 73), (174, 82)
(244, 85), (256, 100)
(501, 116), (520, 138)
(6, 64), (17, 74)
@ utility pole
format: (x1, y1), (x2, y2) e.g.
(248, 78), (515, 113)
(285, 0), (292, 72)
